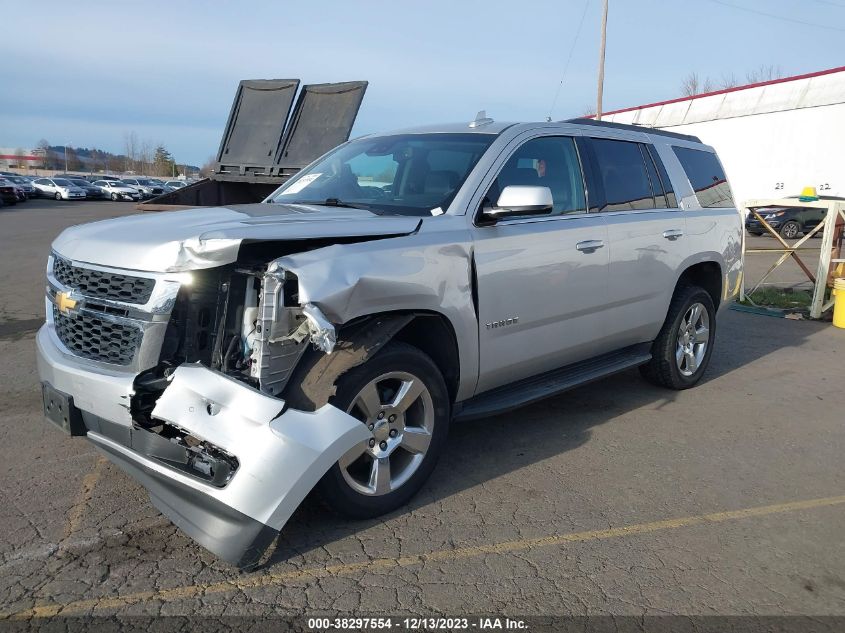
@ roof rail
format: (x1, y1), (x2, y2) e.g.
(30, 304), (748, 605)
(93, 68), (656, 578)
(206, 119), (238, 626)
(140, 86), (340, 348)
(564, 118), (702, 143)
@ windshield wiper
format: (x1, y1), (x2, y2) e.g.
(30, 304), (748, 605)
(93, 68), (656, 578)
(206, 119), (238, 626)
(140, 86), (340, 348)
(313, 198), (373, 211)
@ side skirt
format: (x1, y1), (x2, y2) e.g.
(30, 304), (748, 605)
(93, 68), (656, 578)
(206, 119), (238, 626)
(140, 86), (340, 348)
(453, 343), (652, 422)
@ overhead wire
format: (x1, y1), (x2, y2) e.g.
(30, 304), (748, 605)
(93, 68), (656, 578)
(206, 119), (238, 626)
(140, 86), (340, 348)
(546, 0), (591, 121)
(709, 0), (845, 32)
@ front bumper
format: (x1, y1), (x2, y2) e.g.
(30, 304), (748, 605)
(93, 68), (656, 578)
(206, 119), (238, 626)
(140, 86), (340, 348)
(745, 218), (781, 232)
(36, 326), (369, 568)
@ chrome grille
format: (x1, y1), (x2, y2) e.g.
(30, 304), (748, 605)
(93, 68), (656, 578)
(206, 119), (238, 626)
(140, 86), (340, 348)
(53, 256), (155, 305)
(52, 306), (142, 366)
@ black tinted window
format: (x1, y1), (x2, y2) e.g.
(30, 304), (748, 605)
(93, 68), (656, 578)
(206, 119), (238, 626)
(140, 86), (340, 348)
(672, 146), (734, 208)
(641, 145), (667, 209)
(646, 145), (677, 207)
(487, 136), (586, 216)
(591, 139), (654, 211)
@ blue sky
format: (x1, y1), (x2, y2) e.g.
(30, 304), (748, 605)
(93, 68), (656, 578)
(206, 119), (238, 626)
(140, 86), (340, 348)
(0, 0), (841, 166)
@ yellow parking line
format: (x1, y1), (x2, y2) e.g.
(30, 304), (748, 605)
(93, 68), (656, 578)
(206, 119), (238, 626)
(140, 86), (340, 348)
(58, 456), (106, 554)
(9, 492), (845, 618)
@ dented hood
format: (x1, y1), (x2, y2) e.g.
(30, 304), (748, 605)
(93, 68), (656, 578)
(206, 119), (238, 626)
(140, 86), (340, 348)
(51, 203), (421, 272)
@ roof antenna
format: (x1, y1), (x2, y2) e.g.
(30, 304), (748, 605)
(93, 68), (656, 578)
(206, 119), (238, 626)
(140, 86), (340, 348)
(469, 110), (494, 128)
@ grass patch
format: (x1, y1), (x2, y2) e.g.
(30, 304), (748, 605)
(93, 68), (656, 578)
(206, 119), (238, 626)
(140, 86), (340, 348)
(739, 287), (813, 310)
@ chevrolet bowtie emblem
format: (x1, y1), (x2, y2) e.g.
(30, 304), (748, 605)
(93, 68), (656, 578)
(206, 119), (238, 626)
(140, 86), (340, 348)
(56, 291), (78, 315)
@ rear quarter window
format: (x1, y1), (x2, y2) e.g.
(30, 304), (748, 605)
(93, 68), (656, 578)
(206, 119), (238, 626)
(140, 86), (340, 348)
(672, 146), (735, 209)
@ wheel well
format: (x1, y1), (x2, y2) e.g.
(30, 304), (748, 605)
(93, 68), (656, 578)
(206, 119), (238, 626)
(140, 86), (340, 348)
(393, 313), (460, 404)
(677, 261), (722, 309)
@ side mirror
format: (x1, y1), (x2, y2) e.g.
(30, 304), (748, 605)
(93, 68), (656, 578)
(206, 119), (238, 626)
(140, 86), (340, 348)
(487, 185), (553, 219)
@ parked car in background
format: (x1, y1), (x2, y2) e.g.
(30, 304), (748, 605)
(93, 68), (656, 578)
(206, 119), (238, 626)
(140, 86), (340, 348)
(91, 180), (141, 201)
(164, 180), (187, 189)
(0, 178), (28, 202)
(5, 176), (37, 198)
(746, 205), (825, 238)
(68, 178), (106, 200)
(145, 178), (174, 193)
(120, 178), (164, 199)
(0, 180), (18, 205)
(31, 178), (87, 200)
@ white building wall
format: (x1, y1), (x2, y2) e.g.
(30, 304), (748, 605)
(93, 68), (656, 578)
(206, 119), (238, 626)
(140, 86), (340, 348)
(602, 68), (844, 207)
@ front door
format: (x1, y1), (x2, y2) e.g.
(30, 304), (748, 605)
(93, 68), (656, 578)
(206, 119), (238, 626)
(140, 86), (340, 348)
(471, 135), (611, 395)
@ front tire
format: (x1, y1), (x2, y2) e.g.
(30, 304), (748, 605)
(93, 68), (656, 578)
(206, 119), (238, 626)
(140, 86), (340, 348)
(288, 342), (450, 519)
(54, 192), (62, 200)
(111, 192), (119, 201)
(640, 285), (716, 390)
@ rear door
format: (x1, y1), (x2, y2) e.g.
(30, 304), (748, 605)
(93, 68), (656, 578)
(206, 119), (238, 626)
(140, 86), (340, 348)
(471, 134), (612, 394)
(581, 136), (687, 348)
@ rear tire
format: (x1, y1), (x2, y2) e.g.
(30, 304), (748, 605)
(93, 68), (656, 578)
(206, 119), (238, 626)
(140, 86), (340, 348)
(640, 285), (716, 390)
(286, 342), (450, 519)
(780, 221), (800, 239)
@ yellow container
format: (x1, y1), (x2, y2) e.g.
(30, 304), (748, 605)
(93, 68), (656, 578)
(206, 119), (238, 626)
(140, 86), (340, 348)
(834, 278), (845, 329)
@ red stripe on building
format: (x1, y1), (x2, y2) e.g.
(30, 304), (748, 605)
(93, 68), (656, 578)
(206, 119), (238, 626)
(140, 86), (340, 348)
(591, 64), (845, 118)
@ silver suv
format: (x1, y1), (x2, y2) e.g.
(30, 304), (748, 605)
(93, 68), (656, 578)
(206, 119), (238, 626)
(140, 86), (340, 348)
(36, 118), (742, 567)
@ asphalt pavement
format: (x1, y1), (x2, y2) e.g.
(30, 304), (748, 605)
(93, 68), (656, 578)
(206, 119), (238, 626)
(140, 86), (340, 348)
(1, 200), (843, 622)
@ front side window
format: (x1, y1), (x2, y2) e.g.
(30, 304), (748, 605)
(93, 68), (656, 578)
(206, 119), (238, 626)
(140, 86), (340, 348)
(270, 133), (496, 216)
(485, 136), (586, 216)
(672, 146), (734, 209)
(591, 138), (654, 212)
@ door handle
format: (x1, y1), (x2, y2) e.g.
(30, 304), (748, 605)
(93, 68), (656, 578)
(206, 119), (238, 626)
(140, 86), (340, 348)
(576, 240), (605, 253)
(662, 229), (684, 240)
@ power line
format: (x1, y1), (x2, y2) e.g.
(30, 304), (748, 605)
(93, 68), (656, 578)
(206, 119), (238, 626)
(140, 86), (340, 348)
(546, 0), (591, 121)
(709, 0), (845, 32)
(811, 0), (845, 8)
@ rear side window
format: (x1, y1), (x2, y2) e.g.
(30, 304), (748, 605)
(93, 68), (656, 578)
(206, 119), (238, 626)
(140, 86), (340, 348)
(672, 146), (734, 208)
(591, 138), (654, 211)
(646, 145), (677, 208)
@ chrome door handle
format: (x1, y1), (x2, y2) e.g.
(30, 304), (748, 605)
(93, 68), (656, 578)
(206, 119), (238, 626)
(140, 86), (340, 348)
(662, 229), (684, 240)
(576, 240), (605, 253)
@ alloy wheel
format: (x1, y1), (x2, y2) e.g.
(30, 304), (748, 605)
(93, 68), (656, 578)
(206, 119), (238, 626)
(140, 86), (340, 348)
(338, 371), (435, 496)
(675, 302), (710, 377)
(782, 222), (799, 239)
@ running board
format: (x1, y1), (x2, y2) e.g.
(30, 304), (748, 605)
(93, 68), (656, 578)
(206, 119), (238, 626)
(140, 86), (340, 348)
(454, 343), (652, 422)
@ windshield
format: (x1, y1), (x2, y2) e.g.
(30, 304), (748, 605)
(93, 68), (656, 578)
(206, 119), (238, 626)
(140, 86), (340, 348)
(71, 180), (89, 187)
(53, 179), (72, 186)
(268, 133), (496, 216)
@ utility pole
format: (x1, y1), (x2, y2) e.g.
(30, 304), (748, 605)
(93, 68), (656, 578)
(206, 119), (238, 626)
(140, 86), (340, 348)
(64, 144), (68, 173)
(596, 0), (608, 120)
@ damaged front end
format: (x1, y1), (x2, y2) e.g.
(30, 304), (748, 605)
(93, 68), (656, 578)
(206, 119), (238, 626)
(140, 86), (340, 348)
(38, 248), (368, 569)
(90, 364), (368, 568)
(116, 259), (359, 567)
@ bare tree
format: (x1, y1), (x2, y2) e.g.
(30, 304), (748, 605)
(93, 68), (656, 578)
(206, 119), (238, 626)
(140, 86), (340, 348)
(14, 147), (26, 170)
(746, 64), (783, 84)
(124, 131), (139, 173)
(200, 155), (216, 178)
(65, 147), (83, 172)
(719, 72), (739, 90)
(36, 138), (55, 170)
(680, 72), (701, 97)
